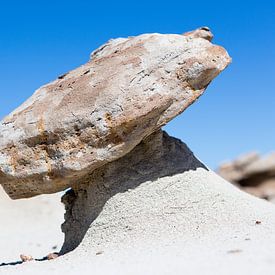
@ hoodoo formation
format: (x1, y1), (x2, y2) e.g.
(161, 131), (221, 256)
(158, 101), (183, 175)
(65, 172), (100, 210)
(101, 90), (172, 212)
(4, 28), (275, 275)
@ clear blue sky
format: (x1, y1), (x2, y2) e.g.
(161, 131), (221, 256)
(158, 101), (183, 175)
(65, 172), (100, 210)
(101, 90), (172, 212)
(0, 0), (274, 168)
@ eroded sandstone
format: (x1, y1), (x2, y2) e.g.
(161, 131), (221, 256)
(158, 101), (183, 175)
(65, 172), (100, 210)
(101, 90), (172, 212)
(0, 28), (231, 199)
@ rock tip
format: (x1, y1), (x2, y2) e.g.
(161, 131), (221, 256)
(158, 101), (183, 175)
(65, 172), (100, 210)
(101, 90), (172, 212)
(183, 26), (214, 42)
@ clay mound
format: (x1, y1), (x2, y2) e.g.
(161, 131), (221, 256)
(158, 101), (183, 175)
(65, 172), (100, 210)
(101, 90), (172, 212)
(2, 133), (275, 275)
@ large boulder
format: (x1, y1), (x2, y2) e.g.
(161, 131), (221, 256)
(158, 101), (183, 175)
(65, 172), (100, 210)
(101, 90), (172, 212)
(0, 28), (230, 199)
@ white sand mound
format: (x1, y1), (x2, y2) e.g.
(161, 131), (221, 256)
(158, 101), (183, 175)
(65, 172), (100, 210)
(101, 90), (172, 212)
(1, 133), (275, 274)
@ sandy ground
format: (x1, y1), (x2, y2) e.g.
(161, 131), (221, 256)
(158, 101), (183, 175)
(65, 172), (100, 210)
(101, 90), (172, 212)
(0, 187), (64, 264)
(1, 169), (275, 275)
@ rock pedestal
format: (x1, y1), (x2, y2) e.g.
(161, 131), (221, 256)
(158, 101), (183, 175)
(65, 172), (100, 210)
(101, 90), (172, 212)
(60, 130), (205, 254)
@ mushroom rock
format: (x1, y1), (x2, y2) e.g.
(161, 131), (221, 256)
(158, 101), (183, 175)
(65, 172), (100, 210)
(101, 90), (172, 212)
(0, 27), (231, 199)
(2, 30), (275, 275)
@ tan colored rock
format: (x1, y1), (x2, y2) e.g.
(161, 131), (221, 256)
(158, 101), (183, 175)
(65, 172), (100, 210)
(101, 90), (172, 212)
(218, 152), (275, 202)
(183, 26), (214, 42)
(47, 253), (59, 260)
(218, 152), (260, 183)
(0, 28), (230, 199)
(20, 254), (34, 262)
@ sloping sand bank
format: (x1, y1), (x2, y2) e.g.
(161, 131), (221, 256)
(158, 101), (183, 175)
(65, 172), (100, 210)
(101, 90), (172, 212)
(1, 135), (275, 274)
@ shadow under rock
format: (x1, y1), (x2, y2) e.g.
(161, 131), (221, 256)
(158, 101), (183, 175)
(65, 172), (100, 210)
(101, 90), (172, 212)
(60, 130), (208, 255)
(0, 255), (56, 267)
(0, 261), (24, 267)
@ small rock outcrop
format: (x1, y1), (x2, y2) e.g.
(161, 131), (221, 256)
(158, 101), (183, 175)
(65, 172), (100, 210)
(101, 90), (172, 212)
(0, 28), (230, 199)
(218, 152), (275, 202)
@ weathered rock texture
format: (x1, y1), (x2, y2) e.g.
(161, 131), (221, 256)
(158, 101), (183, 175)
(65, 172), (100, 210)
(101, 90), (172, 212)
(218, 152), (275, 202)
(0, 28), (230, 199)
(60, 130), (206, 254)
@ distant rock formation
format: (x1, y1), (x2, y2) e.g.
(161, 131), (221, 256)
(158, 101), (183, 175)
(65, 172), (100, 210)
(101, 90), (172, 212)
(0, 27), (230, 199)
(218, 152), (275, 203)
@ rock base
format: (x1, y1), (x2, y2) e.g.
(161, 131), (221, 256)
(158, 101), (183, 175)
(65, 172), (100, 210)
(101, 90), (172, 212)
(57, 132), (275, 275)
(60, 130), (205, 254)
(2, 133), (275, 274)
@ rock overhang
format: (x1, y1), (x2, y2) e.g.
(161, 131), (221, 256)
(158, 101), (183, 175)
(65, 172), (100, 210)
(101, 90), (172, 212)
(0, 27), (231, 199)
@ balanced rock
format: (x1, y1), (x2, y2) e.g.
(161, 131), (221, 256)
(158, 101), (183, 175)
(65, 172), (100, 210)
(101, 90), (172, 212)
(0, 28), (230, 199)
